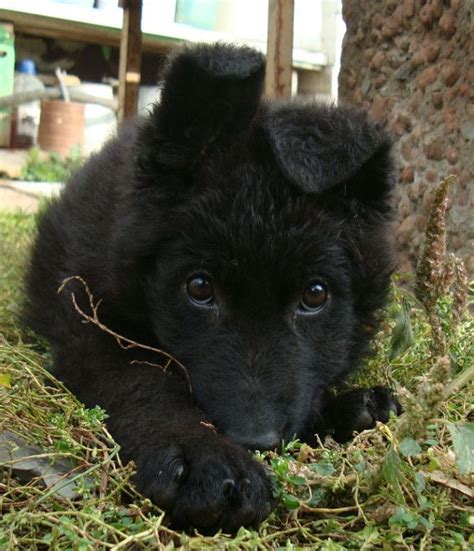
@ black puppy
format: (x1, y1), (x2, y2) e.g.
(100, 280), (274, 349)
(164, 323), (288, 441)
(26, 43), (400, 532)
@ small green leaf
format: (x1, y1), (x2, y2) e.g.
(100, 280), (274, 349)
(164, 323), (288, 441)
(308, 487), (325, 507)
(448, 422), (474, 475)
(418, 516), (434, 531)
(389, 300), (415, 359)
(383, 448), (403, 503)
(388, 506), (409, 526)
(0, 373), (12, 388)
(414, 472), (426, 496)
(310, 459), (335, 476)
(288, 475), (306, 486)
(399, 437), (421, 457)
(281, 493), (300, 510)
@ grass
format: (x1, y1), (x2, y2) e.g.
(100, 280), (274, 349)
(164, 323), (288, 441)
(0, 208), (472, 550)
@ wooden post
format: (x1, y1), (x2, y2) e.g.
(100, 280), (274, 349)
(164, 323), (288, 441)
(264, 0), (295, 99)
(118, 0), (143, 121)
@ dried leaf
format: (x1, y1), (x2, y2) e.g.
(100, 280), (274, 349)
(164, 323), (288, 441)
(421, 470), (474, 499)
(0, 431), (91, 499)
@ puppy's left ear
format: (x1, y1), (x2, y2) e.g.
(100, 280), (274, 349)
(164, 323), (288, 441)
(265, 104), (395, 213)
(136, 42), (265, 181)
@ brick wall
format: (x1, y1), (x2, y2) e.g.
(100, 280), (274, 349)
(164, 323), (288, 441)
(338, 0), (473, 275)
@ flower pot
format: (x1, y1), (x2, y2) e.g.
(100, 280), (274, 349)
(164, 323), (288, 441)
(38, 100), (85, 157)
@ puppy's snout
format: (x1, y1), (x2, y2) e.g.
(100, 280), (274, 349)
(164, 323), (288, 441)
(226, 430), (281, 451)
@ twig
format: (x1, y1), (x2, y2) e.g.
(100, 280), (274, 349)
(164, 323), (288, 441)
(300, 504), (360, 514)
(111, 513), (166, 550)
(57, 276), (193, 394)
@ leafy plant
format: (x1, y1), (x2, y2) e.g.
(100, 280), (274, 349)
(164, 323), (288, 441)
(20, 146), (83, 183)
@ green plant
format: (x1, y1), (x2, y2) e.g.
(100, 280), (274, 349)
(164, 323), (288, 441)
(20, 146), (83, 183)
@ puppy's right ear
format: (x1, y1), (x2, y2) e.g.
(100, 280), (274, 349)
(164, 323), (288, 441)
(136, 43), (265, 179)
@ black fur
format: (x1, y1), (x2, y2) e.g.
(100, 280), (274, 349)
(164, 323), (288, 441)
(25, 43), (400, 532)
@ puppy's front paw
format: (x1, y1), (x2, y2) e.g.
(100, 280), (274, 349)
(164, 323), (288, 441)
(135, 435), (273, 533)
(326, 386), (402, 443)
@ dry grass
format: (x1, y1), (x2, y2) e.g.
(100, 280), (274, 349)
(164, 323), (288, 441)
(0, 204), (472, 550)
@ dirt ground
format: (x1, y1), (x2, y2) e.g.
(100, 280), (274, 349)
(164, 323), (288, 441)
(0, 179), (63, 213)
(0, 181), (40, 213)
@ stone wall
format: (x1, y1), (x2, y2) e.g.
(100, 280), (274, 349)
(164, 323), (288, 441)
(339, 0), (473, 275)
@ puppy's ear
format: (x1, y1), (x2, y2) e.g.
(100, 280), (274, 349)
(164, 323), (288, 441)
(265, 104), (395, 213)
(137, 43), (265, 176)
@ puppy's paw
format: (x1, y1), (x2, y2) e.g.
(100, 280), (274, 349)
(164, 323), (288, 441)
(135, 435), (273, 533)
(326, 386), (402, 443)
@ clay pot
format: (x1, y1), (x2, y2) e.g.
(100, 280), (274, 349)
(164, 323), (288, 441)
(38, 100), (84, 156)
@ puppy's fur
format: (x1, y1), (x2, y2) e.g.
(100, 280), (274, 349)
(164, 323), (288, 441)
(26, 43), (400, 532)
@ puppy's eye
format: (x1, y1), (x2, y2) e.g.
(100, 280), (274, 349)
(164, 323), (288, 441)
(186, 274), (214, 305)
(300, 281), (328, 313)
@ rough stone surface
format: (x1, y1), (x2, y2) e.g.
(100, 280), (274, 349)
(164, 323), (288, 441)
(339, 0), (474, 276)
(418, 65), (439, 90)
(441, 60), (461, 86)
(439, 10), (457, 36)
(401, 166), (415, 182)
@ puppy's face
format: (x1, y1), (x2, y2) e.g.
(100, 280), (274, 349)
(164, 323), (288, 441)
(145, 162), (387, 449)
(129, 44), (394, 450)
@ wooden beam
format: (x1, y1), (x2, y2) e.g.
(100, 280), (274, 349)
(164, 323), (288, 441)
(0, 8), (176, 53)
(265, 0), (295, 99)
(0, 88), (117, 111)
(118, 0), (143, 121)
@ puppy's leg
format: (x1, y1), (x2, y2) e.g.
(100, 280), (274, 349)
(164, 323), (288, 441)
(313, 386), (402, 443)
(54, 335), (273, 533)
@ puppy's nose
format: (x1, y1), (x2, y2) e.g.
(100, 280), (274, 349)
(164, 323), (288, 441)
(226, 430), (281, 451)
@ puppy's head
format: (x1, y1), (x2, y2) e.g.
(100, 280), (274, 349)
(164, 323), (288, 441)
(129, 44), (395, 449)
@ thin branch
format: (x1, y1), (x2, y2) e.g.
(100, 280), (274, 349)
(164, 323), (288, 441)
(57, 276), (192, 394)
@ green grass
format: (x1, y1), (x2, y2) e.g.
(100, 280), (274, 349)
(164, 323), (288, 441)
(0, 210), (472, 550)
(0, 212), (36, 341)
